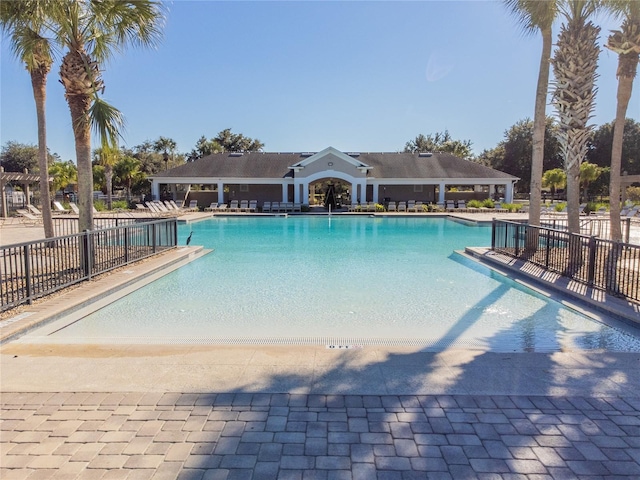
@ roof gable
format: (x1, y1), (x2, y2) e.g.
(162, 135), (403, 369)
(290, 146), (371, 171)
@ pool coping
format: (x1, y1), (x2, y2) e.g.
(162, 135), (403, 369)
(0, 246), (212, 345)
(462, 247), (640, 328)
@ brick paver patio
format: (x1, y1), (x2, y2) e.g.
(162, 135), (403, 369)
(2, 392), (640, 479)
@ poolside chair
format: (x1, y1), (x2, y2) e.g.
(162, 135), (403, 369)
(187, 200), (198, 211)
(239, 200), (249, 212)
(446, 201), (456, 212)
(69, 202), (80, 214)
(16, 209), (42, 226)
(293, 203), (301, 212)
(169, 200), (184, 211)
(407, 201), (416, 212)
(248, 201), (258, 213)
(348, 203), (358, 212)
(415, 201), (424, 212)
(456, 200), (467, 212)
(216, 203), (228, 212)
(387, 201), (396, 212)
(205, 202), (218, 211)
(229, 200), (239, 212)
(262, 201), (271, 213)
(398, 201), (407, 212)
(285, 202), (294, 212)
(27, 204), (42, 216)
(53, 201), (71, 214)
(271, 202), (280, 213)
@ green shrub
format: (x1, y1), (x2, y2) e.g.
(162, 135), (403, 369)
(375, 203), (385, 212)
(501, 203), (519, 212)
(467, 199), (482, 209)
(112, 200), (129, 210)
(554, 203), (566, 212)
(94, 200), (106, 211)
(481, 199), (495, 208)
(626, 186), (640, 203)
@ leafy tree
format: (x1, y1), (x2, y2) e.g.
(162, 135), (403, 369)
(604, 0), (640, 240)
(504, 0), (560, 229)
(587, 119), (640, 175)
(114, 155), (142, 201)
(0, 141), (54, 172)
(49, 160), (77, 195)
(551, 0), (600, 234)
(188, 129), (264, 161)
(1, 0), (57, 237)
(403, 130), (473, 159)
(54, 0), (164, 232)
(579, 161), (602, 201)
(542, 168), (567, 201)
(475, 118), (563, 192)
(93, 145), (121, 209)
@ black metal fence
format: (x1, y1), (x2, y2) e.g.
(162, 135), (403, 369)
(538, 216), (633, 243)
(492, 220), (640, 303)
(52, 215), (153, 237)
(1, 218), (178, 312)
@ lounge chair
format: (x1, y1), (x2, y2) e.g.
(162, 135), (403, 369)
(387, 201), (396, 212)
(262, 202), (271, 213)
(271, 202), (280, 213)
(445, 201), (456, 212)
(27, 204), (42, 216)
(397, 201), (407, 212)
(205, 202), (218, 211)
(249, 200), (258, 212)
(456, 201), (467, 212)
(53, 201), (70, 214)
(169, 200), (183, 211)
(293, 203), (301, 212)
(239, 200), (249, 212)
(407, 201), (416, 212)
(186, 200), (198, 211)
(284, 202), (294, 212)
(69, 202), (80, 214)
(216, 203), (228, 212)
(228, 200), (239, 212)
(16, 209), (42, 226)
(415, 201), (424, 212)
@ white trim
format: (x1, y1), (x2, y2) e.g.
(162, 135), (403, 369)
(289, 146), (372, 170)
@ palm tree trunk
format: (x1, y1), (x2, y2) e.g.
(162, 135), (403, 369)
(609, 55), (637, 242)
(30, 67), (54, 238)
(106, 165), (113, 210)
(67, 96), (94, 232)
(529, 25), (552, 229)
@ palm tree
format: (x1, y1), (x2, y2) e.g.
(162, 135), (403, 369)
(504, 0), (560, 230)
(0, 0), (57, 238)
(49, 160), (78, 197)
(114, 156), (142, 201)
(153, 136), (177, 170)
(54, 0), (164, 232)
(579, 161), (601, 201)
(542, 168), (567, 201)
(604, 0), (640, 241)
(551, 0), (601, 234)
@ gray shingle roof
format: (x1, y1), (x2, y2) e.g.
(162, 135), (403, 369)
(152, 151), (517, 180)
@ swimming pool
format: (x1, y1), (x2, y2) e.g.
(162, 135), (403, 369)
(33, 216), (640, 352)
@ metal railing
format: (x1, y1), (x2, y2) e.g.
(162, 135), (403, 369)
(492, 220), (640, 303)
(52, 215), (153, 237)
(538, 215), (633, 243)
(1, 218), (178, 312)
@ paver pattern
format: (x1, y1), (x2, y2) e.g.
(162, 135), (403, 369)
(2, 392), (640, 479)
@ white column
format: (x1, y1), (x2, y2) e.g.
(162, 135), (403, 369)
(301, 182), (309, 204)
(151, 180), (160, 200)
(372, 184), (379, 204)
(282, 183), (288, 202)
(438, 182), (446, 204)
(351, 182), (358, 204)
(504, 182), (514, 203)
(293, 180), (300, 203)
(360, 181), (368, 203)
(217, 182), (224, 203)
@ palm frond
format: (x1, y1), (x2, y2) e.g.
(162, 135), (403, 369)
(89, 95), (125, 150)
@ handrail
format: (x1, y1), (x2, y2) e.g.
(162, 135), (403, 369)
(1, 218), (178, 312)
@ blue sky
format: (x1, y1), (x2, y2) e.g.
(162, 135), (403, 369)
(1, 0), (638, 163)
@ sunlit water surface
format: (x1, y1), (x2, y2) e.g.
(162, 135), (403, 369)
(48, 216), (640, 352)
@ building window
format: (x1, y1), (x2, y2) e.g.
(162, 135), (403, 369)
(240, 184), (249, 192)
(413, 185), (423, 193)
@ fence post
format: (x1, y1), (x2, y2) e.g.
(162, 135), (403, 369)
(152, 222), (157, 253)
(82, 230), (92, 280)
(491, 218), (496, 250)
(23, 245), (33, 305)
(514, 223), (520, 257)
(124, 225), (129, 264)
(587, 235), (597, 286)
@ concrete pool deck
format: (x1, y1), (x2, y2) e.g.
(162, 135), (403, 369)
(2, 213), (640, 478)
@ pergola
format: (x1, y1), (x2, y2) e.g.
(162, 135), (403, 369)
(0, 167), (52, 218)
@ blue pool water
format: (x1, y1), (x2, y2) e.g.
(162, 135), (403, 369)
(47, 216), (640, 351)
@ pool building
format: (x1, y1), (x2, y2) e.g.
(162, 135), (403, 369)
(150, 146), (518, 207)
